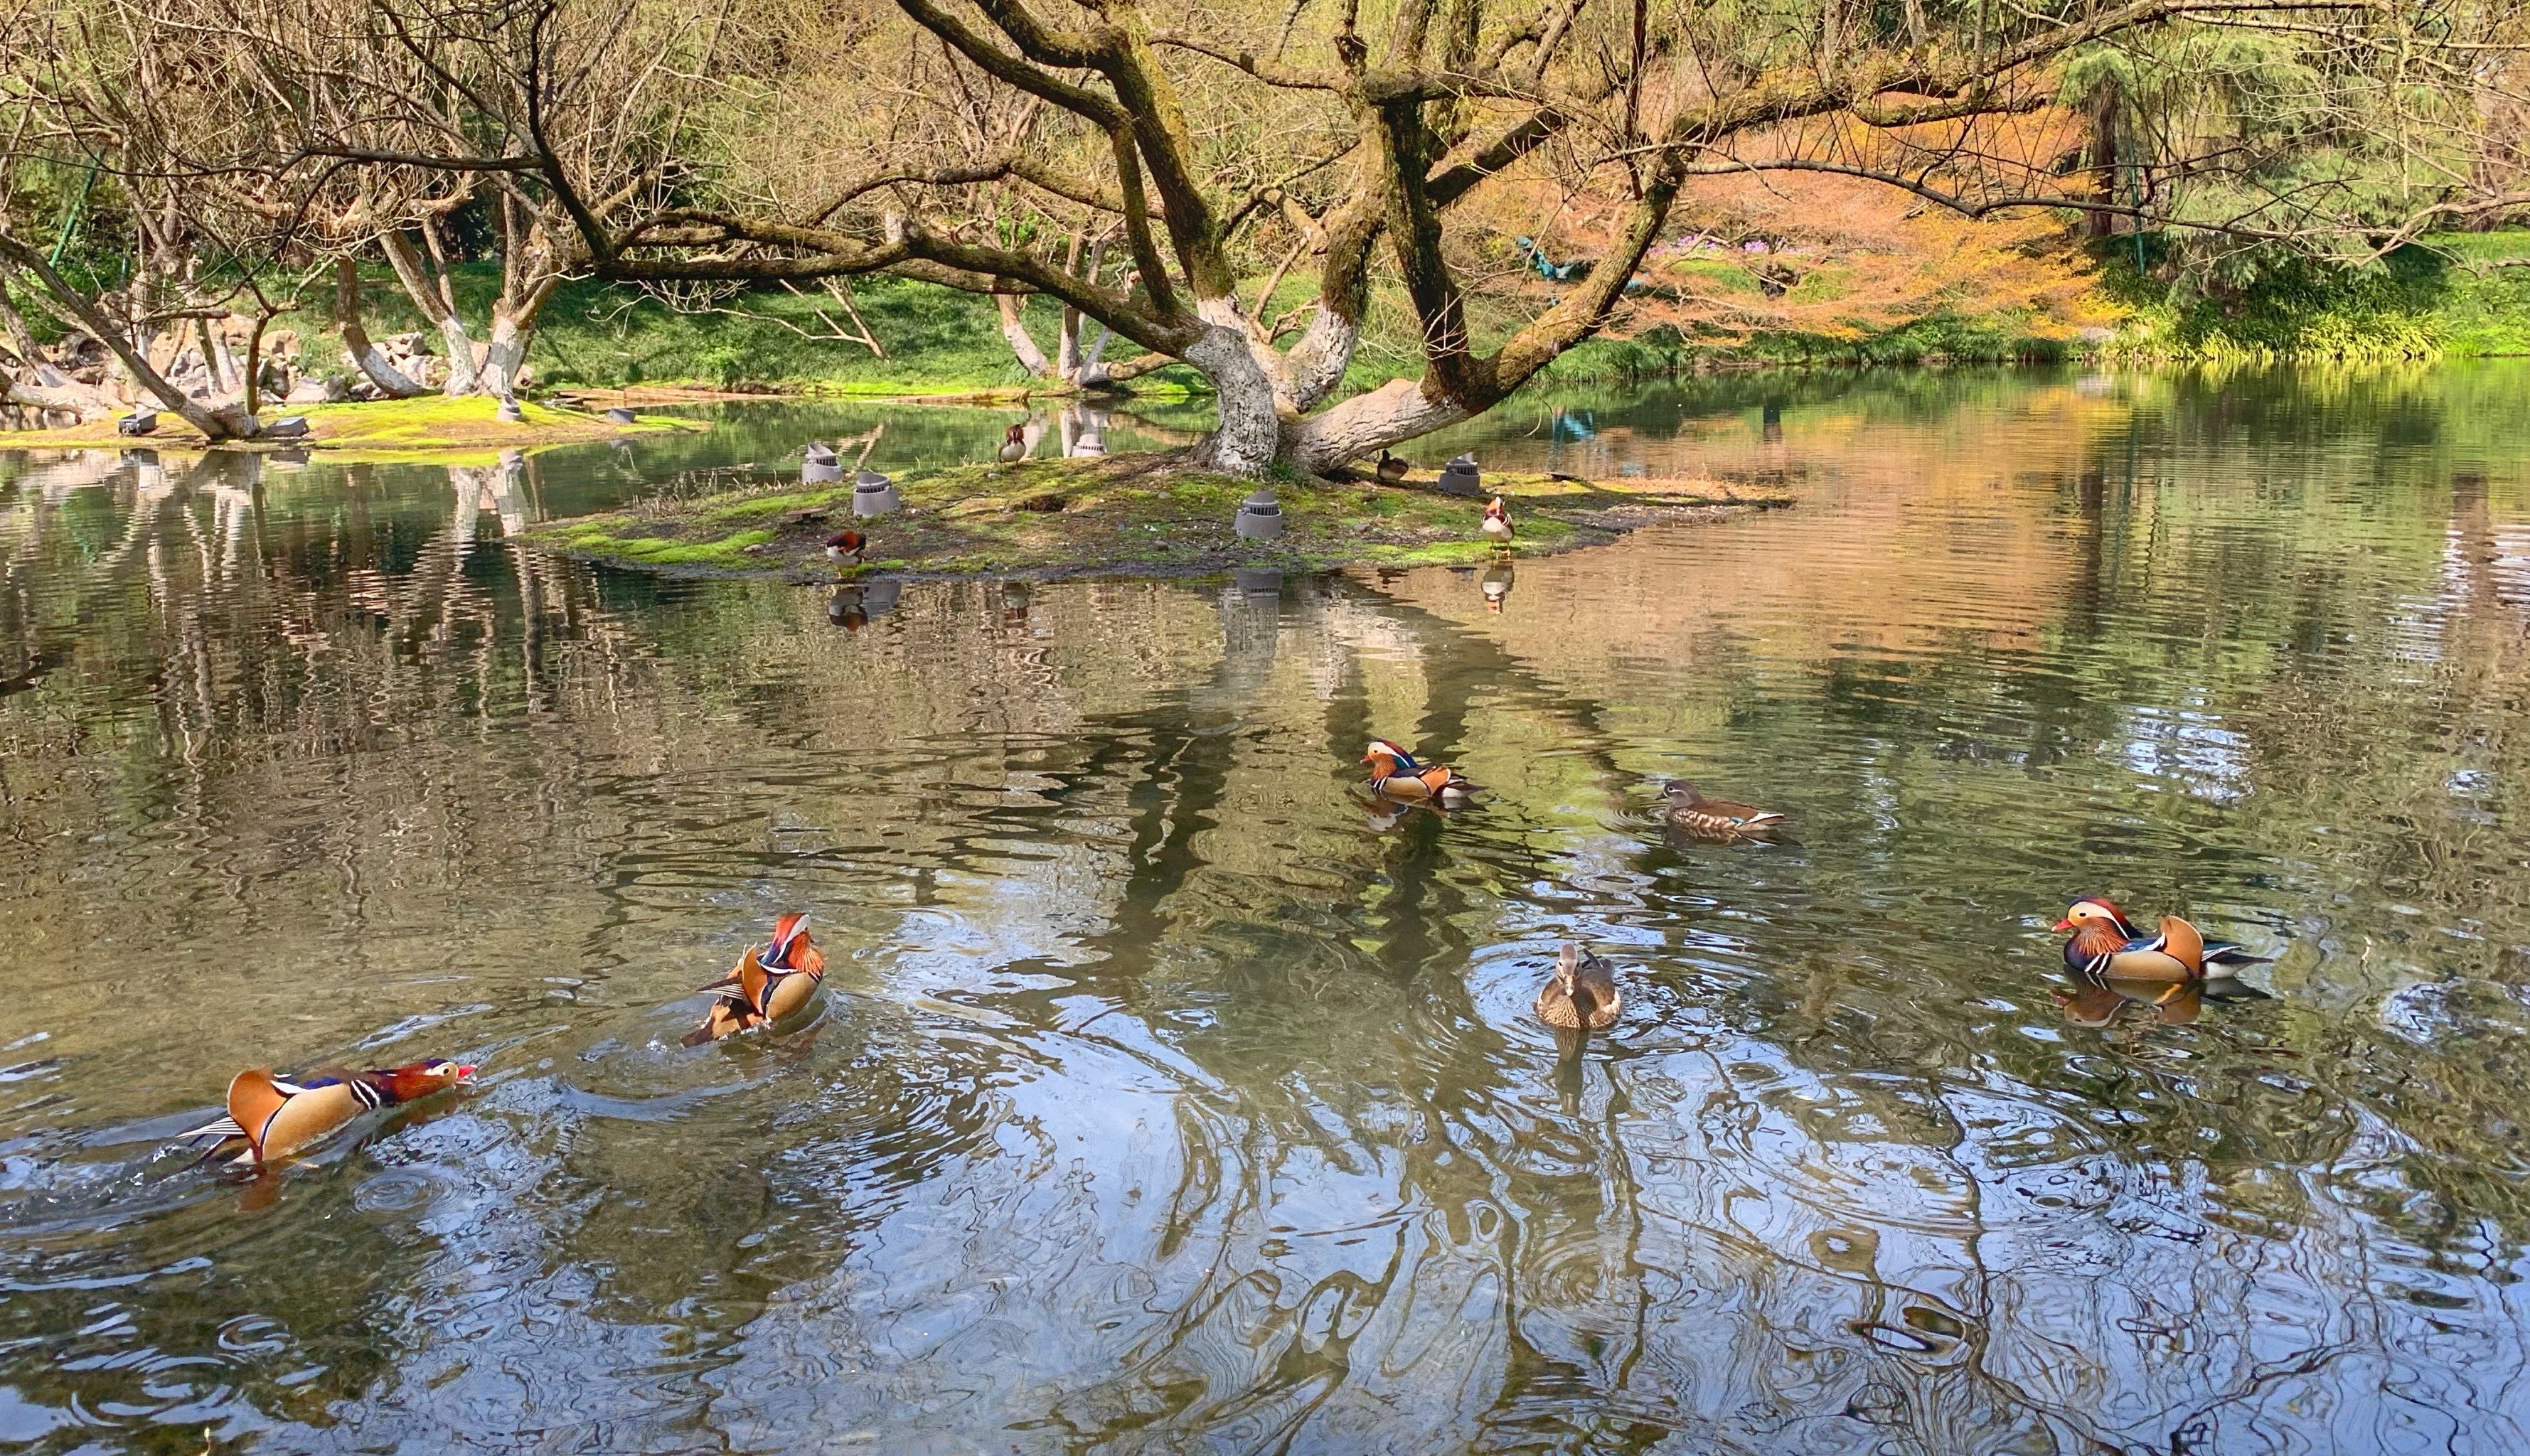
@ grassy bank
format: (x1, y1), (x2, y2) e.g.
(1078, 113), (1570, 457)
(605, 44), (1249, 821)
(525, 454), (1789, 580)
(304, 267), (1202, 398)
(2094, 231), (2530, 362)
(297, 229), (2530, 407)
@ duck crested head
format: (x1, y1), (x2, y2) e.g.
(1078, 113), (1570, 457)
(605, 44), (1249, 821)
(1361, 738), (1409, 764)
(2054, 896), (2133, 934)
(378, 1060), (476, 1101)
(1661, 779), (1701, 802)
(767, 911), (816, 970)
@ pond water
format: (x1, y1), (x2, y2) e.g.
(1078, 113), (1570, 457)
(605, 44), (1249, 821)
(2, 364), (2529, 1453)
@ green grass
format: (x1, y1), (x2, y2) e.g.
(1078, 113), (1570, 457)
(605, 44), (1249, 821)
(297, 265), (1117, 395)
(281, 228), (2530, 407)
(2096, 230), (2530, 360)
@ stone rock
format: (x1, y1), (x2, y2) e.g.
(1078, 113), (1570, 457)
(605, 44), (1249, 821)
(284, 380), (333, 405)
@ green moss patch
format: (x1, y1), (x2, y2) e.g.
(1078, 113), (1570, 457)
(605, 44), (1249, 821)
(524, 450), (1788, 582)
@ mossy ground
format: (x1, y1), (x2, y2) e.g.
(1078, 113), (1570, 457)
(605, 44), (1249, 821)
(0, 394), (705, 459)
(526, 452), (1789, 580)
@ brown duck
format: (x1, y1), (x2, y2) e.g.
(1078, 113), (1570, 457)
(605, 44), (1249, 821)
(1534, 943), (1621, 1032)
(1660, 780), (1786, 841)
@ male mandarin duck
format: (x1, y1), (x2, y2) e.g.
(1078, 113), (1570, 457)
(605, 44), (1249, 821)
(1361, 738), (1478, 805)
(997, 423), (1028, 464)
(683, 911), (828, 1045)
(1660, 780), (1786, 841)
(825, 529), (868, 564)
(2056, 896), (2268, 982)
(1535, 943), (1621, 1031)
(185, 1060), (474, 1166)
(1481, 497), (1515, 545)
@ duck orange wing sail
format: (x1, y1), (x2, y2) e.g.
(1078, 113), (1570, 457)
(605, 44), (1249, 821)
(684, 946), (772, 1045)
(2155, 916), (2206, 977)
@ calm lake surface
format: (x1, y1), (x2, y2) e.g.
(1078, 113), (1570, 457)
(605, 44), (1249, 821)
(3, 365), (2528, 1453)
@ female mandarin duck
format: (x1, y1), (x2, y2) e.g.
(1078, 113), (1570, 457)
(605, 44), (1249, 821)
(1376, 449), (1409, 484)
(683, 911), (828, 1045)
(1660, 780), (1786, 841)
(1481, 497), (1515, 545)
(2056, 896), (2267, 982)
(1361, 738), (1478, 805)
(1535, 944), (1621, 1032)
(185, 1060), (474, 1166)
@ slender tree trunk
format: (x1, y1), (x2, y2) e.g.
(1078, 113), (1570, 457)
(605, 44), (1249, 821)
(0, 277), (41, 366)
(2087, 83), (2122, 238)
(1057, 306), (1082, 380)
(996, 292), (1053, 377)
(479, 191), (560, 398)
(0, 232), (257, 439)
(380, 228), (483, 395)
(243, 314), (268, 416)
(335, 257), (427, 398)
(195, 317), (228, 395)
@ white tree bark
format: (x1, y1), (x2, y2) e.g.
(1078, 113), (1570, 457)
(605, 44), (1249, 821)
(3, 377), (119, 421)
(434, 315), (484, 396)
(480, 311), (530, 397)
(346, 341), (428, 398)
(996, 294), (1052, 377)
(1056, 307), (1082, 380)
(1188, 298), (1279, 477)
(1074, 323), (1114, 387)
(1292, 378), (1471, 472)
(1281, 306), (1360, 414)
(380, 230), (484, 395)
(338, 258), (429, 399)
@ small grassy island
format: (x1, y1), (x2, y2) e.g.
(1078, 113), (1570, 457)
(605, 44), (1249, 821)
(0, 395), (706, 461)
(526, 454), (1792, 581)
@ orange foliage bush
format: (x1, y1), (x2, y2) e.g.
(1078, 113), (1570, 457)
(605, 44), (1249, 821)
(1473, 107), (2124, 346)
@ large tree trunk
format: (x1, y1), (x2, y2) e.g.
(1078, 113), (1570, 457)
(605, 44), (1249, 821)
(1279, 306), (1360, 414)
(480, 312), (530, 397)
(1187, 300), (1279, 476)
(3, 376), (119, 421)
(336, 257), (428, 398)
(1292, 378), (1471, 472)
(478, 191), (561, 399)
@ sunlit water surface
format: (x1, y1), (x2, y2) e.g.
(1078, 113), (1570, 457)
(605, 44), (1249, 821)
(3, 365), (2529, 1453)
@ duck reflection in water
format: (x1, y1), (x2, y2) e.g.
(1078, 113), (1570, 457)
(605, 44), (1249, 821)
(2054, 972), (2271, 1029)
(1357, 793), (1415, 833)
(1480, 561), (1513, 614)
(828, 578), (903, 631)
